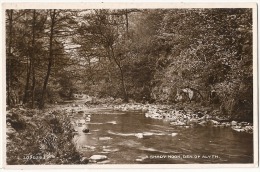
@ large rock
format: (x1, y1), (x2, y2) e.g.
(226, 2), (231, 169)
(89, 155), (108, 162)
(231, 121), (238, 126)
(209, 120), (219, 125)
(244, 126), (253, 133)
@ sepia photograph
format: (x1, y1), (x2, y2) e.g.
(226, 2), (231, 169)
(1, 2), (258, 168)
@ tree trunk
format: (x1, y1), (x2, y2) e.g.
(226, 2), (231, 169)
(7, 10), (13, 106)
(31, 10), (36, 108)
(22, 57), (31, 104)
(118, 65), (128, 102)
(39, 10), (56, 109)
(110, 46), (128, 102)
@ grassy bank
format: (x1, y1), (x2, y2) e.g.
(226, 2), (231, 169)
(6, 108), (84, 165)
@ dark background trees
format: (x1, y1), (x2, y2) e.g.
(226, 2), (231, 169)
(6, 9), (253, 121)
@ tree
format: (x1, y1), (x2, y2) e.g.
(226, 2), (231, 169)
(39, 9), (78, 108)
(77, 9), (132, 101)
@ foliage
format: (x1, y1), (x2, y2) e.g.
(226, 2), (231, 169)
(6, 109), (82, 165)
(6, 9), (253, 121)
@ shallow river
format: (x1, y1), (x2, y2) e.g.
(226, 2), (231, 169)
(71, 109), (253, 164)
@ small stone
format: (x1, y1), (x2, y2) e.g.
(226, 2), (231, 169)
(89, 155), (108, 162)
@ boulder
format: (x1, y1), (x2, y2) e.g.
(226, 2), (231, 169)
(135, 133), (144, 139)
(82, 128), (90, 133)
(244, 126), (253, 133)
(197, 112), (204, 118)
(89, 155), (108, 162)
(209, 120), (219, 125)
(232, 128), (245, 132)
(145, 113), (150, 118)
(85, 117), (91, 122)
(231, 121), (237, 126)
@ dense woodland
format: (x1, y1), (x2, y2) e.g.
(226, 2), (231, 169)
(6, 9), (253, 121)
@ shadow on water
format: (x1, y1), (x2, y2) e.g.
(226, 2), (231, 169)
(71, 110), (253, 164)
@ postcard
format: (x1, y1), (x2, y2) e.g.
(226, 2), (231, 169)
(1, 1), (258, 169)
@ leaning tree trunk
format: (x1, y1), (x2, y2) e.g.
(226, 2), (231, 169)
(39, 10), (56, 109)
(110, 46), (129, 102)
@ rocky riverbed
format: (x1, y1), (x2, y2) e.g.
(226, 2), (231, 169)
(6, 100), (254, 164)
(61, 101), (253, 134)
(67, 102), (254, 164)
(110, 103), (253, 134)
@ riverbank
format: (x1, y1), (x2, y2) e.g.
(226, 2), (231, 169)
(61, 100), (253, 134)
(61, 101), (254, 164)
(110, 103), (253, 134)
(6, 108), (86, 165)
(6, 100), (253, 165)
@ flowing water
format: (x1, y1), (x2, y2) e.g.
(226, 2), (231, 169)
(71, 109), (253, 164)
